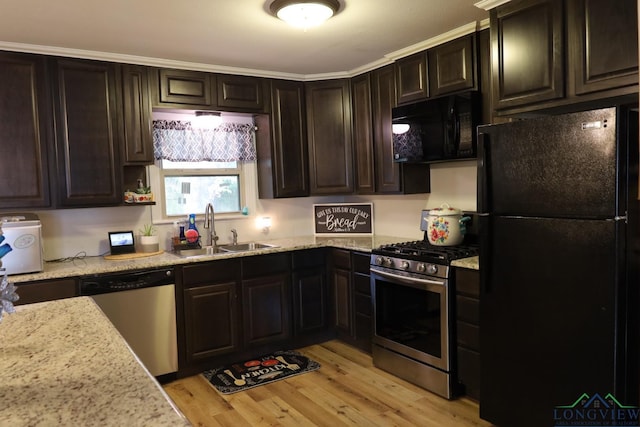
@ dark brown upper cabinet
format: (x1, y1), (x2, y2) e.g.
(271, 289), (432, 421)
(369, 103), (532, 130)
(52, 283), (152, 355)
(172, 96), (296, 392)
(121, 65), (153, 164)
(351, 66), (430, 195)
(305, 79), (354, 195)
(428, 34), (477, 97)
(491, 0), (637, 115)
(491, 0), (565, 110)
(351, 73), (376, 194)
(255, 79), (309, 198)
(395, 52), (429, 105)
(216, 74), (266, 112)
(152, 68), (216, 109)
(0, 52), (52, 209)
(371, 65), (402, 193)
(52, 58), (122, 207)
(567, 0), (638, 96)
(478, 29), (497, 125)
(372, 65), (430, 194)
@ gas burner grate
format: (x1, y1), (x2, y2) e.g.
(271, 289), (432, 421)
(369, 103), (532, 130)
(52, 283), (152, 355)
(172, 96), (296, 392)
(374, 240), (478, 264)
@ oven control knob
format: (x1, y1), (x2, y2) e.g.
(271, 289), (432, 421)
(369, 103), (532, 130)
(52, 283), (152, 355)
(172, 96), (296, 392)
(426, 264), (438, 275)
(400, 261), (410, 270)
(376, 256), (393, 267)
(416, 263), (426, 273)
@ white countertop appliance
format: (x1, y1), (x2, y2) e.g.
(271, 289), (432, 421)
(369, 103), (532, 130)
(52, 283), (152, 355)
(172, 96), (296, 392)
(0, 213), (44, 275)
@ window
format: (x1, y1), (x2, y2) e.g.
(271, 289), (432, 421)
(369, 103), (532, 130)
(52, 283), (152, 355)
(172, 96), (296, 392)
(149, 112), (257, 222)
(160, 159), (242, 217)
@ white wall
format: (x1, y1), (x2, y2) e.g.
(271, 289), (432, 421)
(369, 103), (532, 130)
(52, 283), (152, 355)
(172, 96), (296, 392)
(31, 162), (477, 260)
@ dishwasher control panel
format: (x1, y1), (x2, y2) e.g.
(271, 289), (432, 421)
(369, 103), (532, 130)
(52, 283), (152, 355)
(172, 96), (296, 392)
(80, 268), (174, 295)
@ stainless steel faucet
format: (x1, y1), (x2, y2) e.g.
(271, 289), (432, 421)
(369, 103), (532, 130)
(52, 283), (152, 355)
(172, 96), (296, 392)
(203, 203), (218, 248)
(231, 228), (238, 245)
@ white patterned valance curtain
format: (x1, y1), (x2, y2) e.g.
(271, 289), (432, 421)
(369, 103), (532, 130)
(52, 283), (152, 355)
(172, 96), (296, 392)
(152, 120), (257, 162)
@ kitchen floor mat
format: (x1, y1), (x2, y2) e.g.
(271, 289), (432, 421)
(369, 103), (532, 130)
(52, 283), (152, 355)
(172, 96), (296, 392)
(203, 350), (321, 394)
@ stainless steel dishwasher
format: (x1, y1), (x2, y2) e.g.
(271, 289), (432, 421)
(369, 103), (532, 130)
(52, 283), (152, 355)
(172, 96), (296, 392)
(79, 268), (178, 378)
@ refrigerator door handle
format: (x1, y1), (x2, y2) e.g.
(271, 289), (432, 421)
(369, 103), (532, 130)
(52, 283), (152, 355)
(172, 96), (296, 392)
(477, 131), (489, 214)
(478, 214), (492, 295)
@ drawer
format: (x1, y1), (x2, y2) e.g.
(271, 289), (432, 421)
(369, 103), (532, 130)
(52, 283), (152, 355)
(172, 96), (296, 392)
(292, 248), (326, 270)
(457, 346), (481, 400)
(354, 293), (372, 316)
(332, 249), (351, 270)
(242, 252), (290, 279)
(353, 273), (371, 296)
(457, 320), (480, 351)
(351, 252), (370, 274)
(181, 258), (241, 287)
(456, 295), (479, 324)
(456, 268), (480, 298)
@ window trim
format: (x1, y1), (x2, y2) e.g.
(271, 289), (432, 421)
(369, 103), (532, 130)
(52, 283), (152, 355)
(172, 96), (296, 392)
(148, 160), (258, 225)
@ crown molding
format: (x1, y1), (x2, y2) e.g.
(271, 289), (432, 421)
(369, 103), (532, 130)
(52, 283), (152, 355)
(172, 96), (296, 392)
(474, 0), (511, 11)
(384, 21), (480, 62)
(0, 19), (486, 81)
(0, 41), (307, 81)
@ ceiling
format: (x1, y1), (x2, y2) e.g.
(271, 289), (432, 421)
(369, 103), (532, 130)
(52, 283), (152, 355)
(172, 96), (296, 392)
(0, 0), (489, 79)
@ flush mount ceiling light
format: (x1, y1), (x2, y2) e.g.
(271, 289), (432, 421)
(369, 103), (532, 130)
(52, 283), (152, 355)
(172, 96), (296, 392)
(270, 0), (341, 29)
(193, 111), (222, 129)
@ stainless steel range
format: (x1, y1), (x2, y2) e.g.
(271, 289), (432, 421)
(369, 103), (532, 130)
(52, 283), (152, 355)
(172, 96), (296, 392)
(370, 240), (478, 399)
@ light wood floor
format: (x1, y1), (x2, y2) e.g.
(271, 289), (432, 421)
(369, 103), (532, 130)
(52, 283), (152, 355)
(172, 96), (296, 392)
(163, 340), (494, 426)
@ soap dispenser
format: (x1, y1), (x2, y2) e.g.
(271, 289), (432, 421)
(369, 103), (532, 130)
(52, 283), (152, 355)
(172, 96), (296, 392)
(185, 214), (199, 244)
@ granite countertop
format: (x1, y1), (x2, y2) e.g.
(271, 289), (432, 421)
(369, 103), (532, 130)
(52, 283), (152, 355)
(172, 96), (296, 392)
(10, 235), (406, 283)
(451, 255), (479, 270)
(0, 297), (191, 426)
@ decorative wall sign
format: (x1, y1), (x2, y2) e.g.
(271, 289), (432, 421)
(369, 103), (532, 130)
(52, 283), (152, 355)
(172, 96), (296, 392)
(313, 203), (373, 235)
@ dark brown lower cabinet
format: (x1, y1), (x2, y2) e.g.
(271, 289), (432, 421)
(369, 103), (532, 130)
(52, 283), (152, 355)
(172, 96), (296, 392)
(455, 267), (481, 400)
(180, 259), (242, 368)
(177, 249), (358, 376)
(15, 278), (77, 305)
(331, 249), (353, 340)
(241, 253), (291, 348)
(331, 249), (373, 353)
(183, 282), (238, 362)
(351, 252), (372, 353)
(242, 273), (290, 347)
(292, 249), (329, 337)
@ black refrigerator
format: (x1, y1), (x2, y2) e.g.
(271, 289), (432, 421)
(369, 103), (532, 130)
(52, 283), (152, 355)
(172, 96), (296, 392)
(477, 106), (639, 427)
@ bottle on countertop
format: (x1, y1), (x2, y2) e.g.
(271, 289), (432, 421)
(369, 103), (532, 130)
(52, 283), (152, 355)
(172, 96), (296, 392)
(185, 214), (199, 244)
(188, 214), (198, 231)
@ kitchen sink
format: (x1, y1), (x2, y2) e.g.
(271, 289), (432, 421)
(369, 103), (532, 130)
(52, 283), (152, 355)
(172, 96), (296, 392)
(218, 242), (277, 252)
(173, 246), (222, 258)
(174, 242), (277, 257)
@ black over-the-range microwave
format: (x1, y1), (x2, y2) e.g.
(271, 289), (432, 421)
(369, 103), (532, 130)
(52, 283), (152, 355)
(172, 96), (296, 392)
(391, 91), (480, 163)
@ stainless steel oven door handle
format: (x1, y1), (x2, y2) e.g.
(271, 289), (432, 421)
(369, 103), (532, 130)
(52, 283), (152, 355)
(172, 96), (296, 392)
(371, 268), (446, 291)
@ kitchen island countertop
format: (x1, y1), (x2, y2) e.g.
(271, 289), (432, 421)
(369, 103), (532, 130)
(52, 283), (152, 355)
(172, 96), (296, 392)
(0, 297), (191, 426)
